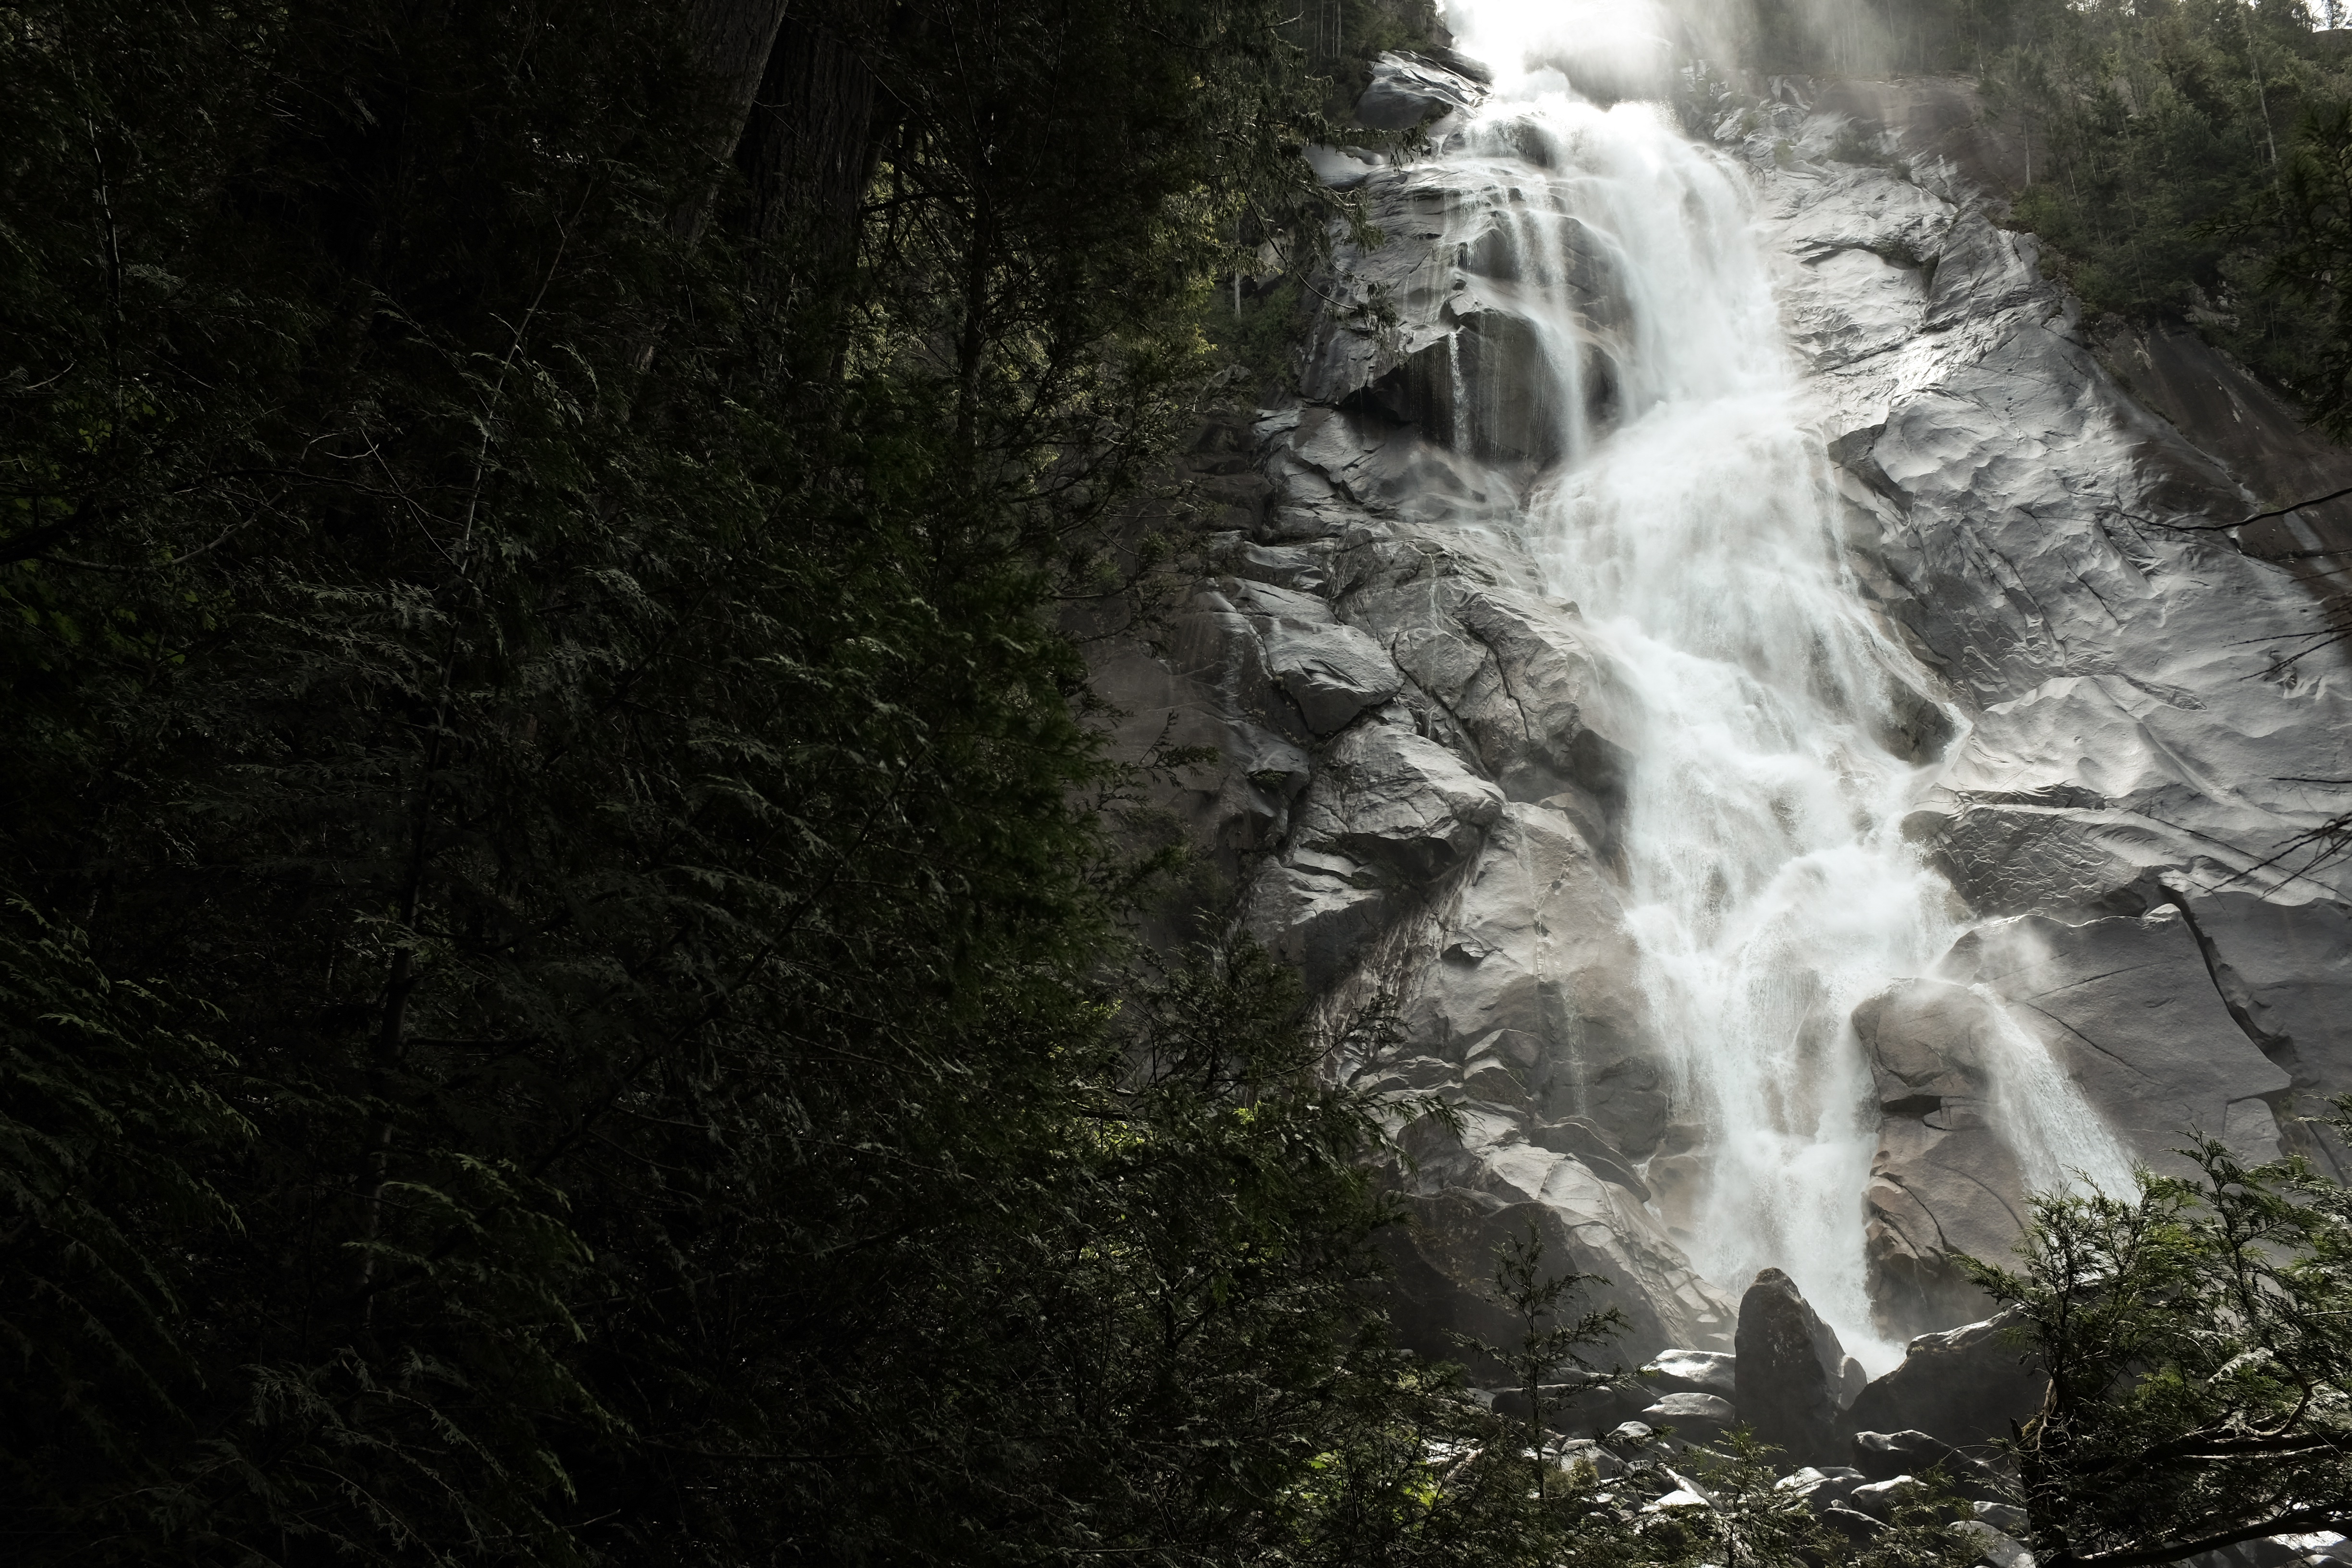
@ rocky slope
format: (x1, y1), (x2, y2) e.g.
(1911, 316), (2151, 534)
(1092, 57), (2352, 1382)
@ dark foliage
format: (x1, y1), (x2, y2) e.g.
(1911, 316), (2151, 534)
(0, 1), (1509, 1562)
(1968, 1115), (2352, 1568)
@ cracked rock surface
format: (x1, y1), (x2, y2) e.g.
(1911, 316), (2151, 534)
(1088, 59), (2352, 1364)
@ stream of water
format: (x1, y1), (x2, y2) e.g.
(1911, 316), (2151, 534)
(1421, 0), (2127, 1369)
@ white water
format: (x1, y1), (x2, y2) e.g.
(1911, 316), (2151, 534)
(1413, 2), (2126, 1369)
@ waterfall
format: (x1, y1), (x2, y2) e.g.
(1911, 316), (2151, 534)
(1394, 5), (2125, 1370)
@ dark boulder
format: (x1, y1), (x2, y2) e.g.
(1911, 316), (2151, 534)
(1490, 1379), (1644, 1435)
(1734, 1268), (1846, 1465)
(1844, 1309), (2046, 1450)
(1848, 1476), (1925, 1522)
(1820, 1504), (1885, 1543)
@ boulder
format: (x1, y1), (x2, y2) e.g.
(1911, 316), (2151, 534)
(1491, 1379), (1643, 1434)
(1556, 1438), (1622, 1479)
(1803, 1467), (1870, 1513)
(1973, 1502), (2029, 1535)
(1640, 1391), (1737, 1446)
(1838, 1354), (1868, 1409)
(1954, 1518), (2034, 1568)
(1848, 1476), (1925, 1522)
(1734, 1268), (1845, 1466)
(1643, 1348), (1738, 1400)
(1820, 1504), (1886, 1543)
(1844, 1309), (2046, 1450)
(1852, 1429), (2009, 1499)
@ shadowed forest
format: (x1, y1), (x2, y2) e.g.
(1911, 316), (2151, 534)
(10, 1), (2352, 1565)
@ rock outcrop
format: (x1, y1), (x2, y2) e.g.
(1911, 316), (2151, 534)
(1736, 1269), (1850, 1466)
(1090, 50), (2352, 1371)
(1844, 1310), (2047, 1452)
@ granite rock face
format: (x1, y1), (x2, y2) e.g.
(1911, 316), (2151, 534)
(1090, 55), (2352, 1366)
(1354, 51), (1489, 132)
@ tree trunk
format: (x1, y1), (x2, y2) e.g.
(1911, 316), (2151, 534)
(735, 3), (900, 282)
(674, 0), (796, 245)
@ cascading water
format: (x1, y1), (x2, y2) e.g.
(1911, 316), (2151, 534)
(1404, 0), (2130, 1368)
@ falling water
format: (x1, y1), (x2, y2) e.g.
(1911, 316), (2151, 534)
(1971, 984), (2137, 1198)
(1404, 1), (2124, 1369)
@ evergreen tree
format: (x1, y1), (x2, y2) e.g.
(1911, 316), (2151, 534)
(1967, 1117), (2352, 1568)
(0, 1), (1487, 1562)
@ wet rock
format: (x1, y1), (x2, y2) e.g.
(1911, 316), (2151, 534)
(1845, 1309), (2046, 1449)
(1530, 1115), (1651, 1199)
(1378, 1146), (1736, 1372)
(1943, 909), (2291, 1172)
(1242, 861), (1387, 995)
(1642, 1348), (1737, 1400)
(1086, 593), (1312, 931)
(2177, 892), (2352, 1177)
(1450, 590), (1642, 813)
(1734, 1268), (1845, 1466)
(1641, 1391), (1737, 1446)
(1292, 723), (1504, 881)
(1404, 804), (1667, 1157)
(1861, 903), (2302, 1338)
(1354, 51), (1485, 132)
(1220, 538), (1333, 595)
(1853, 979), (2021, 1337)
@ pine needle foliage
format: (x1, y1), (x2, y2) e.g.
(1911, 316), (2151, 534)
(1966, 1116), (2352, 1568)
